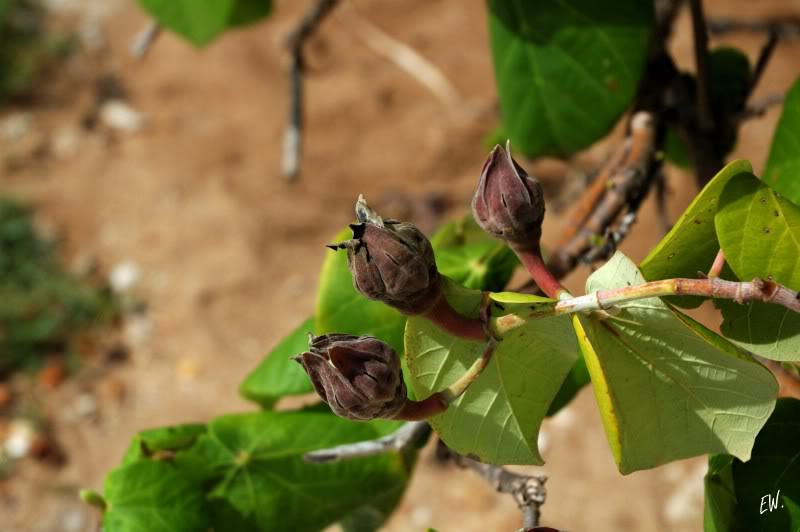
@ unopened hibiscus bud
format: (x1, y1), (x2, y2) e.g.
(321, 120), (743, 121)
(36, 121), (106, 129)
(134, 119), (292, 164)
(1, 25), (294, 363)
(292, 333), (407, 421)
(329, 196), (441, 315)
(472, 141), (545, 251)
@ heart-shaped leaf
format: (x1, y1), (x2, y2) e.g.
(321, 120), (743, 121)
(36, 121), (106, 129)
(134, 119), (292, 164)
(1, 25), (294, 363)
(487, 0), (653, 157)
(715, 172), (800, 290)
(176, 411), (408, 532)
(576, 252), (777, 474)
(405, 279), (577, 465)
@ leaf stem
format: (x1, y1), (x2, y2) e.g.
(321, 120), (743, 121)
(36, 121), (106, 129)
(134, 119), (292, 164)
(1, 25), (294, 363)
(516, 247), (572, 300)
(439, 338), (497, 402)
(392, 338), (498, 420)
(707, 249), (726, 278)
(422, 290), (487, 341)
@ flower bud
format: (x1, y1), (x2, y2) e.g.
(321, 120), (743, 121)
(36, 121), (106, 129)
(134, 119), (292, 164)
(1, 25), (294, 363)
(329, 196), (441, 315)
(292, 333), (407, 421)
(471, 141), (545, 251)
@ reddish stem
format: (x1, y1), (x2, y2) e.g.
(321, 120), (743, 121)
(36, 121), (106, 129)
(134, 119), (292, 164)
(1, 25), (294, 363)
(422, 291), (487, 341)
(708, 249), (726, 278)
(392, 393), (448, 420)
(516, 248), (568, 299)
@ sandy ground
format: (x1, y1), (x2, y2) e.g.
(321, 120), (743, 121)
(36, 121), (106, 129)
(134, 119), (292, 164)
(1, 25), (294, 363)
(1, 0), (799, 530)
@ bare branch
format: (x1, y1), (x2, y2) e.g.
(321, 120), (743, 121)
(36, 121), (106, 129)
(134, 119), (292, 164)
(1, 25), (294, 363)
(342, 2), (463, 107)
(130, 21), (161, 59)
(546, 111), (660, 278)
(688, 0), (714, 133)
(749, 31), (779, 97)
(737, 93), (785, 122)
(708, 16), (800, 39)
(283, 0), (340, 180)
(304, 420), (430, 463)
(445, 450), (547, 529)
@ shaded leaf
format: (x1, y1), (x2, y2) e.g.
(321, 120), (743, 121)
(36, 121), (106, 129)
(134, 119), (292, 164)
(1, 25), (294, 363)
(406, 279), (577, 464)
(640, 160), (753, 308)
(487, 0), (653, 158)
(239, 317), (315, 408)
(576, 252), (777, 474)
(103, 461), (208, 532)
(763, 77), (800, 207)
(177, 411), (408, 532)
(137, 0), (272, 47)
(704, 454), (746, 532)
(732, 398), (800, 531)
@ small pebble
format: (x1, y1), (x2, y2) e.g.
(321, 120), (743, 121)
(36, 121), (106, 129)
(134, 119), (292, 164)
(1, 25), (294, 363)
(110, 261), (141, 293)
(100, 100), (145, 133)
(4, 420), (36, 459)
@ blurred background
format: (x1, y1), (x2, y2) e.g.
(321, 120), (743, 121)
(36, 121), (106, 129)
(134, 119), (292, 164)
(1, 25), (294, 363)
(0, 0), (798, 530)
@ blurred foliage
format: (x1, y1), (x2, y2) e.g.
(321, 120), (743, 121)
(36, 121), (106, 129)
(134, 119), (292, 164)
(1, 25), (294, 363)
(0, 197), (117, 376)
(0, 0), (74, 101)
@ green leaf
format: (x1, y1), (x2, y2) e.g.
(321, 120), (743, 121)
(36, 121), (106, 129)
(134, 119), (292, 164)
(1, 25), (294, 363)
(405, 278), (578, 465)
(716, 172), (800, 290)
(575, 252), (777, 474)
(487, 0), (653, 158)
(763, 77), (800, 207)
(717, 300), (800, 362)
(103, 460), (208, 532)
(732, 398), (800, 531)
(429, 215), (519, 291)
(121, 423), (207, 465)
(704, 454), (746, 532)
(137, 0), (272, 47)
(178, 411), (408, 532)
(546, 356), (589, 416)
(239, 317), (316, 408)
(639, 160), (754, 308)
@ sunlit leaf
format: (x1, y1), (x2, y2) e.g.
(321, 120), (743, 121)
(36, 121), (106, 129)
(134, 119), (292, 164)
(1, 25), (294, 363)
(763, 77), (800, 207)
(576, 252), (777, 474)
(639, 160), (754, 308)
(406, 279), (577, 465)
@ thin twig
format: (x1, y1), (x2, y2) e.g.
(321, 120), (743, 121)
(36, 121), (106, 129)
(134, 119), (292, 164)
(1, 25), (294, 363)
(688, 0), (714, 133)
(130, 21), (161, 59)
(708, 17), (800, 39)
(737, 93), (785, 122)
(341, 2), (463, 107)
(283, 0), (340, 180)
(304, 420), (430, 463)
(749, 31), (779, 97)
(445, 450), (547, 528)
